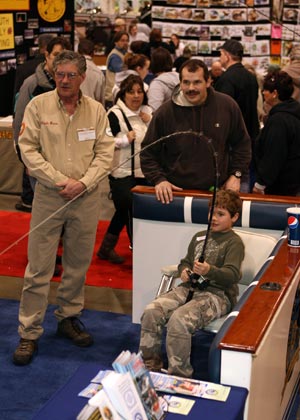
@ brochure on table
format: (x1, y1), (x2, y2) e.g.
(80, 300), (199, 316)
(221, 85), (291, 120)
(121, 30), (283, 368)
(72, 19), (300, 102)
(76, 350), (231, 420)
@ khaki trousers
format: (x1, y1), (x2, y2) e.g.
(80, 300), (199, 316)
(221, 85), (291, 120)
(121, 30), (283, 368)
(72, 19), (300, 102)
(18, 182), (101, 340)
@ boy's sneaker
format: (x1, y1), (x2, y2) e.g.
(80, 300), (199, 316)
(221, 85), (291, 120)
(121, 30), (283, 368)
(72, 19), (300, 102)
(57, 317), (93, 347)
(13, 338), (38, 365)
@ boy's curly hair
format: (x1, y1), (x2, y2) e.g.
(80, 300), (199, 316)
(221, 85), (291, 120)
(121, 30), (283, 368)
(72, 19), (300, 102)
(209, 189), (242, 217)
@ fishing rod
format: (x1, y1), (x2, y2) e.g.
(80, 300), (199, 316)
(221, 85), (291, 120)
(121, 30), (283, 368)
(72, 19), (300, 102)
(185, 137), (220, 303)
(0, 130), (217, 256)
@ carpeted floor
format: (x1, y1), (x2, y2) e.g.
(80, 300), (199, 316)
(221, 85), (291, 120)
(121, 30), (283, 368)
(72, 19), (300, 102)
(0, 298), (141, 420)
(0, 211), (132, 289)
(0, 298), (213, 420)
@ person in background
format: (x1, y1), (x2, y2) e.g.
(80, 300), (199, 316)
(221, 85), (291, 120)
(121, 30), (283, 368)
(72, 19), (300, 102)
(169, 34), (185, 59)
(112, 52), (150, 101)
(260, 64), (281, 120)
(141, 59), (251, 204)
(282, 45), (300, 102)
(136, 21), (151, 37)
(13, 37), (72, 159)
(128, 21), (149, 46)
(208, 60), (224, 87)
(130, 40), (148, 55)
(13, 50), (114, 366)
(78, 38), (105, 105)
(140, 28), (175, 59)
(97, 75), (152, 263)
(13, 33), (56, 101)
(139, 189), (244, 377)
(147, 47), (179, 111)
(130, 41), (155, 85)
(215, 39), (259, 191)
(105, 17), (127, 56)
(105, 31), (129, 109)
(215, 40), (259, 142)
(13, 33), (57, 213)
(13, 36), (71, 212)
(253, 70), (300, 196)
(139, 1), (152, 28)
(173, 45), (192, 73)
(243, 62), (265, 124)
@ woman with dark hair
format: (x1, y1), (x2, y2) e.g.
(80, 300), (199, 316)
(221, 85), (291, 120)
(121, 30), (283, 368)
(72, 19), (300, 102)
(253, 70), (300, 196)
(128, 21), (149, 45)
(112, 52), (150, 100)
(97, 75), (152, 263)
(169, 34), (185, 59)
(141, 28), (175, 59)
(147, 47), (179, 111)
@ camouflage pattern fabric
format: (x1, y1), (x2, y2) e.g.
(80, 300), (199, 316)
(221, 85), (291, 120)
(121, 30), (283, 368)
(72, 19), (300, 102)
(139, 282), (230, 378)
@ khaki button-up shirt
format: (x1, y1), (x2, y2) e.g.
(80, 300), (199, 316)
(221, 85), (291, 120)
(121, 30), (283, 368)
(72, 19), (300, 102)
(19, 89), (114, 191)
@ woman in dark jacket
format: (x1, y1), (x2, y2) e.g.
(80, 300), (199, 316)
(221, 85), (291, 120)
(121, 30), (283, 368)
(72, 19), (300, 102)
(253, 70), (300, 196)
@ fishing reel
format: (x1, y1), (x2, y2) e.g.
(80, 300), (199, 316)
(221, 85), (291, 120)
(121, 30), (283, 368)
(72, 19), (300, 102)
(186, 269), (209, 291)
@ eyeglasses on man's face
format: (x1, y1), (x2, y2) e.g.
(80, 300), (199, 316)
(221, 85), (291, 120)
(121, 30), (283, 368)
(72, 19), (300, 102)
(55, 71), (79, 80)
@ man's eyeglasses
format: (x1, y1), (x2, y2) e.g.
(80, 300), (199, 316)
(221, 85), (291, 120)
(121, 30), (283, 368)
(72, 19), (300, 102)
(55, 72), (78, 80)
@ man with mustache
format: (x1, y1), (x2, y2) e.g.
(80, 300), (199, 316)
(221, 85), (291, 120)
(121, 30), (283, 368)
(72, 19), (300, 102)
(141, 59), (251, 203)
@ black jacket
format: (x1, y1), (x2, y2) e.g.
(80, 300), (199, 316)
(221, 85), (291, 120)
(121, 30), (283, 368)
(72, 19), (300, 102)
(214, 62), (260, 140)
(140, 41), (175, 59)
(255, 98), (300, 196)
(141, 86), (251, 190)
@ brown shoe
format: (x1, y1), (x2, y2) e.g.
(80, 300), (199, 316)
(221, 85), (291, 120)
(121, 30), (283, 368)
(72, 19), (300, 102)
(13, 338), (38, 365)
(57, 317), (93, 347)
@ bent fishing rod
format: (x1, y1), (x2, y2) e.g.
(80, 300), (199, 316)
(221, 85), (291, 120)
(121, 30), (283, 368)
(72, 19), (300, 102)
(185, 136), (220, 302)
(0, 130), (219, 258)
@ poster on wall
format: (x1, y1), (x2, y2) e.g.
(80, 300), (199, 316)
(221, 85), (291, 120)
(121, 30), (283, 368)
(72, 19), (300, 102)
(37, 0), (66, 22)
(0, 0), (29, 10)
(0, 14), (14, 50)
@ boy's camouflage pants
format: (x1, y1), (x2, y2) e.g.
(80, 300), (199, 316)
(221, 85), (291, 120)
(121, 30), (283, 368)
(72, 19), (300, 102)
(139, 282), (230, 378)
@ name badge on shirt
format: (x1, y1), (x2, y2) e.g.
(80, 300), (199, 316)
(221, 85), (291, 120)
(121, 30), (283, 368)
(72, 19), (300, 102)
(77, 128), (96, 142)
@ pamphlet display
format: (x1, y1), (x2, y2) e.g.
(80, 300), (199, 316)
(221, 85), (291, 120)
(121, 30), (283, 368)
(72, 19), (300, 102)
(76, 350), (232, 420)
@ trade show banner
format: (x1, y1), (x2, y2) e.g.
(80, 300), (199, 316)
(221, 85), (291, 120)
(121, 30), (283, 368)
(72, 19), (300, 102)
(0, 0), (74, 116)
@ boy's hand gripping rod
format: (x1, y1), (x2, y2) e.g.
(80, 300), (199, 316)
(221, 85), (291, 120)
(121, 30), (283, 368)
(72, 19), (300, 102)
(185, 138), (219, 303)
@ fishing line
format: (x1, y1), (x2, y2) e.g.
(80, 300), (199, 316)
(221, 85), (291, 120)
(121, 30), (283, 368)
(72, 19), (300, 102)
(185, 137), (220, 302)
(0, 130), (213, 257)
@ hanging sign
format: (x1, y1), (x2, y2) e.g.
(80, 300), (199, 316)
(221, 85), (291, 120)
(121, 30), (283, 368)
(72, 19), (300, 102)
(0, 0), (29, 10)
(0, 14), (14, 50)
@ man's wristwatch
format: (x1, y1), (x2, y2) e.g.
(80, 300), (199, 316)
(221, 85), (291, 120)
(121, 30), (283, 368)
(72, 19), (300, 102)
(232, 171), (242, 179)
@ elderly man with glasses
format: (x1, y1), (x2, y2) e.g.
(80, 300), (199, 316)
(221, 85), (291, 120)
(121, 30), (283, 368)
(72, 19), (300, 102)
(13, 50), (114, 366)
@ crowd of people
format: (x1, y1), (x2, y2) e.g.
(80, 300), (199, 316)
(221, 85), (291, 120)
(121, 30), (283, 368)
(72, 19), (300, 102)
(11, 22), (300, 369)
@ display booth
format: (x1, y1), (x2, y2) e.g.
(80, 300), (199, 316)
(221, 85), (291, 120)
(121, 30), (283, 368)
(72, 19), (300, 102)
(132, 186), (300, 420)
(32, 363), (248, 420)
(0, 116), (22, 194)
(0, 1), (74, 116)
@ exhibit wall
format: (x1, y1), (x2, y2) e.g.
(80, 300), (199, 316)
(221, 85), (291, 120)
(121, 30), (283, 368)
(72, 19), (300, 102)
(0, 0), (74, 116)
(152, 0), (300, 72)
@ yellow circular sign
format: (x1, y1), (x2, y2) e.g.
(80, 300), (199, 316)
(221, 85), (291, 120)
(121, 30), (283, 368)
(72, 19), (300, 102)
(38, 0), (66, 23)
